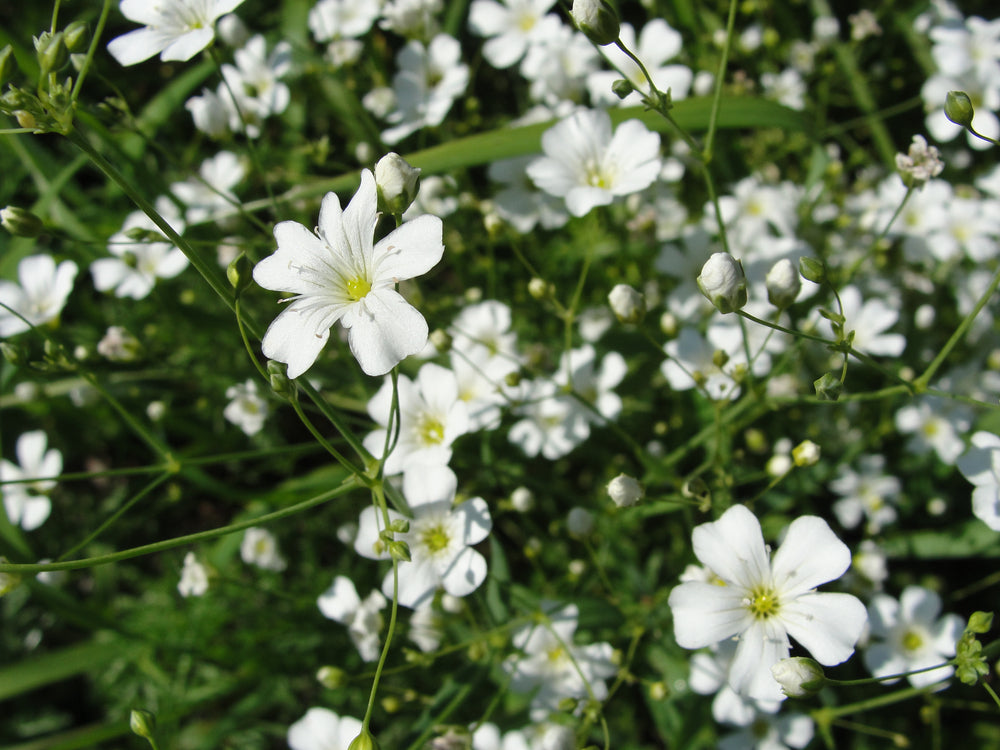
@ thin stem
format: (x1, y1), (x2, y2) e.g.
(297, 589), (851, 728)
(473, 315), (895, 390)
(70, 0), (114, 103)
(0, 478), (360, 573)
(704, 0), (738, 162)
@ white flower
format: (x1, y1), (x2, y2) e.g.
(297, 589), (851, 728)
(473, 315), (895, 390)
(107, 0), (246, 66)
(178, 552), (209, 597)
(587, 20), (692, 107)
(894, 399), (970, 465)
(697, 253), (747, 313)
(668, 504), (867, 703)
(718, 711), (814, 750)
(287, 707), (363, 750)
(1, 430), (61, 531)
(829, 455), (900, 534)
(380, 0), (443, 39)
(354, 466), (491, 609)
(503, 602), (616, 720)
(864, 585), (964, 687)
(765, 258), (801, 310)
(688, 639), (781, 726)
(219, 35), (292, 135)
(252, 169), (444, 378)
(240, 527), (286, 571)
(508, 379), (584, 459)
(527, 109), (661, 217)
(566, 506), (594, 537)
(488, 156), (570, 233)
(607, 283), (645, 323)
(317, 575), (387, 662)
(555, 343), (627, 432)
(895, 135), (945, 187)
(520, 25), (601, 106)
(97, 325), (141, 362)
(92, 197), (188, 300)
(956, 431), (1000, 531)
(382, 34), (469, 144)
(818, 285), (904, 357)
(223, 379), (269, 436)
(363, 362), (470, 478)
(309, 0), (381, 41)
(0, 254), (78, 337)
(171, 151), (245, 224)
(469, 0), (560, 69)
(760, 68), (807, 110)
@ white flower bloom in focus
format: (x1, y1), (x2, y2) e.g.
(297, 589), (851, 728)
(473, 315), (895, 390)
(355, 466), (491, 609)
(107, 0), (247, 66)
(527, 109), (661, 217)
(0, 254), (78, 337)
(956, 431), (1000, 531)
(668, 504), (867, 702)
(287, 707), (363, 750)
(863, 585), (964, 687)
(178, 552), (209, 597)
(253, 169), (444, 378)
(363, 362), (470, 478)
(224, 379), (269, 436)
(240, 527), (286, 571)
(92, 197), (188, 300)
(318, 575), (387, 662)
(1, 430), (61, 531)
(503, 602), (616, 720)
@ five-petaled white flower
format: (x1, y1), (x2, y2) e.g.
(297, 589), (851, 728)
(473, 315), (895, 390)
(354, 466), (491, 609)
(1, 430), (62, 531)
(957, 431), (1000, 531)
(253, 169), (444, 378)
(107, 0), (247, 66)
(317, 575), (387, 662)
(0, 254), (78, 338)
(668, 504), (867, 703)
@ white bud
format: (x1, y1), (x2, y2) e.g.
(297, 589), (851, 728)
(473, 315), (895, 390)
(571, 0), (620, 46)
(771, 657), (825, 698)
(608, 283), (646, 323)
(510, 486), (534, 512)
(792, 439), (820, 467)
(607, 473), (643, 508)
(697, 253), (747, 313)
(765, 258), (802, 309)
(375, 152), (421, 214)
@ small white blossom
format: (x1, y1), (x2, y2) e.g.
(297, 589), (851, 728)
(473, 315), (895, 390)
(1, 431), (61, 531)
(895, 135), (945, 187)
(223, 379), (269, 436)
(956, 431), (1000, 530)
(607, 473), (643, 507)
(0, 254), (78, 337)
(287, 707), (363, 750)
(317, 575), (387, 662)
(240, 527), (286, 571)
(178, 552), (209, 597)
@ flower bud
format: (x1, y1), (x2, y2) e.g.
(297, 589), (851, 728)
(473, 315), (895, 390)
(792, 439), (820, 467)
(63, 21), (90, 53)
(572, 0), (621, 46)
(771, 657), (826, 698)
(766, 258), (801, 309)
(375, 152), (421, 215)
(528, 277), (554, 300)
(0, 206), (44, 237)
(608, 283), (645, 323)
(129, 709), (157, 741)
(267, 359), (296, 398)
(567, 507), (594, 537)
(226, 252), (253, 297)
(607, 473), (643, 508)
(697, 253), (747, 314)
(944, 91), (974, 129)
(813, 372), (842, 401)
(611, 78), (634, 99)
(510, 486), (534, 512)
(348, 729), (381, 750)
(316, 665), (347, 689)
(967, 611), (994, 635)
(798, 257), (825, 284)
(36, 31), (68, 75)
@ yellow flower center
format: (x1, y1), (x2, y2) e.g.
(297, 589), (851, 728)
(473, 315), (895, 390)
(346, 276), (372, 301)
(747, 585), (781, 619)
(416, 415), (446, 445)
(902, 629), (924, 653)
(421, 524), (450, 553)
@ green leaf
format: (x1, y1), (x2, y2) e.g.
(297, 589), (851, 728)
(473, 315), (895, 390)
(0, 638), (141, 701)
(881, 519), (1000, 559)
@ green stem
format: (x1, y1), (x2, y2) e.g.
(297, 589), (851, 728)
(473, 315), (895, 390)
(0, 478), (360, 573)
(704, 0), (738, 162)
(70, 0), (114, 104)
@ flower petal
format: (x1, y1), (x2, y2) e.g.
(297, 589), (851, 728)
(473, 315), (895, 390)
(770, 515), (852, 599)
(317, 576), (361, 623)
(344, 290), (428, 376)
(374, 214), (444, 282)
(260, 305), (332, 379)
(668, 581), (751, 649)
(728, 618), (790, 702)
(781, 591), (867, 665)
(692, 504), (770, 591)
(439, 546), (487, 597)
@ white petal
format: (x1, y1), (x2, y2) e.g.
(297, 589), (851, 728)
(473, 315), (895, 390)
(345, 290), (428, 376)
(780, 592), (867, 665)
(439, 546), (487, 597)
(668, 582), (751, 649)
(317, 575), (361, 623)
(260, 306), (331, 379)
(374, 215), (444, 282)
(107, 27), (172, 66)
(403, 465), (457, 508)
(692, 505), (770, 591)
(391, 557), (439, 609)
(728, 618), (790, 702)
(455, 496), (491, 546)
(770, 515), (852, 598)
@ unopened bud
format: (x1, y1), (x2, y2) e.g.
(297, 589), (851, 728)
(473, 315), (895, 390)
(267, 359), (295, 398)
(36, 31), (68, 75)
(771, 657), (826, 698)
(63, 21), (89, 53)
(967, 611), (994, 635)
(607, 473), (643, 508)
(528, 277), (554, 300)
(375, 152), (421, 215)
(227, 252), (253, 297)
(348, 729), (381, 750)
(608, 283), (645, 323)
(765, 258), (801, 309)
(572, 0), (621, 46)
(798, 257), (826, 284)
(567, 507), (594, 537)
(0, 206), (44, 237)
(792, 439), (820, 467)
(129, 709), (157, 741)
(697, 253), (747, 313)
(0, 45), (14, 86)
(944, 90), (974, 129)
(316, 665), (347, 689)
(611, 78), (634, 99)
(813, 372), (842, 401)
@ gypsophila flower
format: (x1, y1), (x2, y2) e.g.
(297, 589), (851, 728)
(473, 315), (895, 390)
(0, 254), (78, 338)
(503, 601), (616, 720)
(864, 585), (964, 687)
(607, 473), (643, 507)
(287, 707), (363, 750)
(178, 552), (209, 597)
(107, 0), (247, 66)
(698, 253), (748, 314)
(668, 504), (867, 702)
(896, 135), (945, 187)
(1, 430), (61, 531)
(253, 169), (444, 378)
(317, 575), (387, 662)
(240, 527), (286, 571)
(956, 431), (1000, 530)
(97, 326), (141, 362)
(719, 711), (814, 750)
(223, 379), (269, 436)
